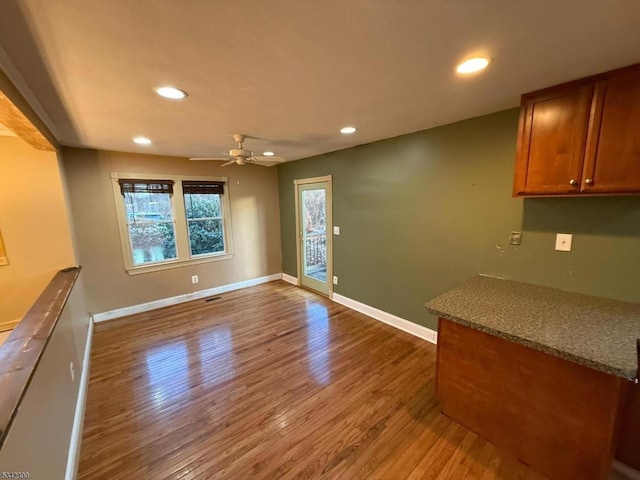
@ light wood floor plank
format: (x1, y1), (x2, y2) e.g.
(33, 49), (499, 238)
(78, 281), (546, 479)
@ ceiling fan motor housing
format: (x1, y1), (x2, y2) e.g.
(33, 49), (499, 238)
(230, 148), (252, 158)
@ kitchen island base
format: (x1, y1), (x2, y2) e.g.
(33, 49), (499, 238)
(436, 318), (626, 480)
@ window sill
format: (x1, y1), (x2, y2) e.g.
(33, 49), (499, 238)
(126, 253), (233, 276)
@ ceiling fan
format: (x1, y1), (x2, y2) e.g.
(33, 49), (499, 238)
(189, 133), (286, 167)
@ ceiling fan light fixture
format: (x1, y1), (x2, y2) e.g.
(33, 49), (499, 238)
(133, 136), (152, 145)
(340, 126), (357, 134)
(155, 86), (188, 99)
(263, 151), (275, 156)
(456, 57), (491, 75)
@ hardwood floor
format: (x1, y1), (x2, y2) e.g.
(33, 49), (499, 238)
(78, 281), (547, 480)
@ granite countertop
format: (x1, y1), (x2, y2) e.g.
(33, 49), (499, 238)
(425, 275), (640, 380)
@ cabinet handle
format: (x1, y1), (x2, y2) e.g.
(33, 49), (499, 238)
(585, 178), (594, 185)
(569, 179), (578, 186)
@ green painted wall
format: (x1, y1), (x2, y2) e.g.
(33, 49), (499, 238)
(278, 109), (640, 330)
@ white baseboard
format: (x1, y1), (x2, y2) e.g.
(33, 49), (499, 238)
(332, 293), (438, 344)
(281, 273), (298, 286)
(65, 317), (93, 480)
(93, 273), (282, 323)
(614, 461), (640, 480)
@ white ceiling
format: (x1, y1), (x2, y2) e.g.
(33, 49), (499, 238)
(0, 0), (639, 161)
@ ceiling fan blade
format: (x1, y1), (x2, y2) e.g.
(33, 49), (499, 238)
(189, 156), (231, 161)
(221, 159), (237, 167)
(251, 155), (286, 163)
(245, 156), (286, 167)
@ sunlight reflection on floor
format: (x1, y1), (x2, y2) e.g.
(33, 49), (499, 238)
(305, 300), (331, 385)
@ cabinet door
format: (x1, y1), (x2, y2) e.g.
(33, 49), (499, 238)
(582, 66), (640, 193)
(513, 83), (593, 196)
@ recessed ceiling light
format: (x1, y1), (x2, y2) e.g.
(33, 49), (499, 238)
(340, 126), (357, 134)
(133, 136), (152, 145)
(263, 151), (275, 156)
(155, 86), (188, 99)
(456, 57), (491, 75)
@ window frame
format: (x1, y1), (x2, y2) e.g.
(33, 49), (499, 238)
(182, 181), (227, 258)
(111, 172), (233, 275)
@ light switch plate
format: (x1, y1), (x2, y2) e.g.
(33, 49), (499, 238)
(555, 233), (572, 252)
(333, 226), (340, 235)
(509, 231), (522, 245)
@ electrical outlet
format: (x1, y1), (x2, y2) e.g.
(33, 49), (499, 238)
(333, 276), (338, 285)
(555, 233), (572, 252)
(69, 361), (75, 382)
(333, 226), (340, 235)
(509, 231), (522, 245)
(192, 275), (199, 284)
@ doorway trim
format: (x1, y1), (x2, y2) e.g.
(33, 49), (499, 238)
(294, 175), (333, 298)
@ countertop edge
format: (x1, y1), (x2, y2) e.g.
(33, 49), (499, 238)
(426, 306), (634, 380)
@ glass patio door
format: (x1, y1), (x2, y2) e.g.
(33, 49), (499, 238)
(297, 180), (331, 296)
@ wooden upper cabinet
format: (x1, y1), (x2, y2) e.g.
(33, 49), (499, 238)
(513, 64), (640, 197)
(513, 83), (593, 196)
(582, 67), (640, 193)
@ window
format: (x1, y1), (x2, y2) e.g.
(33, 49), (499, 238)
(112, 174), (232, 274)
(182, 181), (226, 256)
(119, 179), (177, 266)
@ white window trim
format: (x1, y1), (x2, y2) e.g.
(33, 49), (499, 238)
(111, 172), (234, 275)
